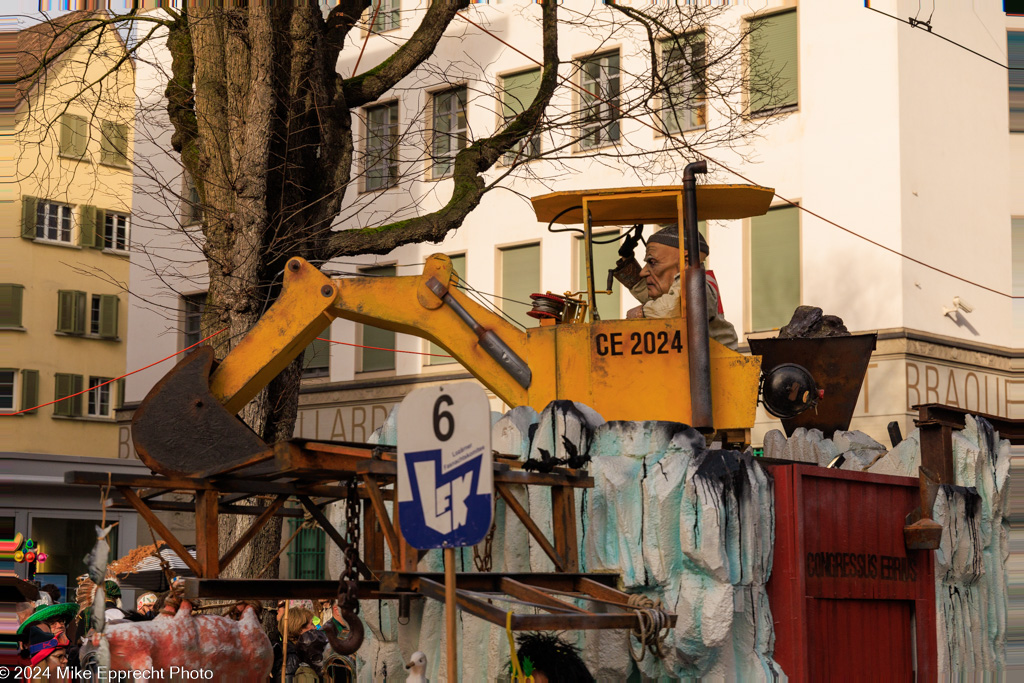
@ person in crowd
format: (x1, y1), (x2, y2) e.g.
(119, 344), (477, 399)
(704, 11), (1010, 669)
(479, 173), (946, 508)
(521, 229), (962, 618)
(272, 606), (321, 681)
(22, 625), (69, 682)
(39, 585), (61, 605)
(135, 592), (157, 616)
(16, 602), (78, 648)
(511, 632), (594, 683)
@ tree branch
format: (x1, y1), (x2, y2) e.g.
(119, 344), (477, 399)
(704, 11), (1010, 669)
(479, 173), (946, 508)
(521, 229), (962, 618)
(340, 0), (469, 108)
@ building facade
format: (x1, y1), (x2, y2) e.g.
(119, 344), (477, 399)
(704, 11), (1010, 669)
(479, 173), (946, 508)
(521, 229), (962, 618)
(119, 2), (1021, 575)
(0, 13), (151, 589)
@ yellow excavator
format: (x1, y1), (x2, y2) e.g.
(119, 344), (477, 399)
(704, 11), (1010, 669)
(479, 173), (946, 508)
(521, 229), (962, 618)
(132, 163), (780, 477)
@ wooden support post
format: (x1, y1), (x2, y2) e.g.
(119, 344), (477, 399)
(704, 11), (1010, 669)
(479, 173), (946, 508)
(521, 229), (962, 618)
(551, 485), (579, 572)
(118, 487), (204, 577)
(219, 494), (288, 572)
(496, 483), (565, 571)
(445, 546), (458, 683)
(362, 498), (386, 573)
(392, 491), (420, 572)
(195, 489), (220, 578)
(361, 474), (400, 561)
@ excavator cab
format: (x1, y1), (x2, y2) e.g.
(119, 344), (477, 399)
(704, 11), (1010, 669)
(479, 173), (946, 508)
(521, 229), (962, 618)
(132, 175), (775, 477)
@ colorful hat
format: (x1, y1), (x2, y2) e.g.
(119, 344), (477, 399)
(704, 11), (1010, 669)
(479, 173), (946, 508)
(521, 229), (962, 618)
(136, 592), (157, 610)
(16, 602), (80, 635)
(24, 625), (66, 666)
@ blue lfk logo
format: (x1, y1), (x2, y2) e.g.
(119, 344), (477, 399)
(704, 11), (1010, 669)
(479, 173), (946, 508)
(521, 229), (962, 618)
(398, 448), (492, 549)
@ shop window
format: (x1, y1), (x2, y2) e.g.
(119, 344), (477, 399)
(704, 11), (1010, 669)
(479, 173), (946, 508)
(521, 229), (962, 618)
(31, 517), (118, 585)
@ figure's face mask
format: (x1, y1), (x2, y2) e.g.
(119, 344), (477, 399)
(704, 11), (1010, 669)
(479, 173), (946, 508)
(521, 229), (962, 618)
(640, 242), (680, 299)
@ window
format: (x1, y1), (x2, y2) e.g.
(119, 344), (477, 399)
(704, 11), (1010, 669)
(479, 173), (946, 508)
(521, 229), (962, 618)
(1011, 32), (1024, 132)
(365, 102), (399, 191)
(579, 52), (620, 149)
(500, 69), (541, 163)
(90, 295), (101, 335)
(57, 290), (87, 335)
(100, 120), (129, 167)
(427, 254), (466, 365)
(370, 0), (399, 33)
(661, 33), (706, 133)
(1014, 218), (1023, 334)
(576, 232), (621, 321)
(0, 370), (14, 412)
(87, 377), (112, 417)
(287, 518), (325, 579)
(750, 206), (800, 331)
(360, 265), (397, 371)
(303, 326), (330, 378)
(431, 87), (468, 179)
(0, 284), (24, 328)
(748, 10), (798, 116)
(59, 114), (88, 159)
(36, 201), (74, 243)
(103, 212), (129, 251)
(499, 244), (540, 329)
(53, 373), (84, 417)
(182, 172), (203, 225)
(93, 295), (118, 339)
(182, 294), (206, 350)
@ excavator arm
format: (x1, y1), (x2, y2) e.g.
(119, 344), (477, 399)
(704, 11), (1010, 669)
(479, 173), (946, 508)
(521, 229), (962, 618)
(132, 254), (533, 476)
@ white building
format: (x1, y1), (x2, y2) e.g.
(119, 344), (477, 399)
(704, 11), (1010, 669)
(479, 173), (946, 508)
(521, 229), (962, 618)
(119, 2), (1021, 576)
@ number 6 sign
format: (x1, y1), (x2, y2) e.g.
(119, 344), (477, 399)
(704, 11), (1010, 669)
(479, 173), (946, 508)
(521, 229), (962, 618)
(397, 382), (493, 549)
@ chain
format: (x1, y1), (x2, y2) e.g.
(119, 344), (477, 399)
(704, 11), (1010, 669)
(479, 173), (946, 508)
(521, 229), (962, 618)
(473, 517), (497, 572)
(339, 478), (362, 614)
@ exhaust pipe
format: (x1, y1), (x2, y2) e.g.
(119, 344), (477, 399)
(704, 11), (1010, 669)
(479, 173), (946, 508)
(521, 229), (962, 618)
(683, 160), (713, 433)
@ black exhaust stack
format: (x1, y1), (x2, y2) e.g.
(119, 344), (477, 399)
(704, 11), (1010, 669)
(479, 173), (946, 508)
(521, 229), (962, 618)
(683, 160), (713, 433)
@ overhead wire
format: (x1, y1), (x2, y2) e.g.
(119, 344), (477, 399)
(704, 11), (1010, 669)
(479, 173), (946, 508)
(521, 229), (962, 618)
(454, 8), (1021, 300)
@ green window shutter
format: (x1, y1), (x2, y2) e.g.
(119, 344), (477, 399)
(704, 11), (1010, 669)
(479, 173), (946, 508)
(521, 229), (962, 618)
(0, 285), (23, 327)
(750, 206), (800, 331)
(360, 266), (397, 371)
(21, 196), (37, 239)
(100, 120), (116, 165)
(501, 69), (541, 119)
(59, 115), (75, 156)
(21, 369), (38, 414)
(57, 290), (86, 334)
(54, 373), (78, 417)
(74, 115), (89, 158)
(99, 294), (119, 338)
(79, 205), (96, 248)
(500, 244), (540, 329)
(576, 233), (621, 321)
(749, 10), (798, 114)
(115, 377), (126, 409)
(69, 374), (83, 417)
(427, 255), (466, 364)
(94, 208), (106, 248)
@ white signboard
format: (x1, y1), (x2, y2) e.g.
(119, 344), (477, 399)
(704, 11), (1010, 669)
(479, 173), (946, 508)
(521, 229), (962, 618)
(397, 383), (493, 549)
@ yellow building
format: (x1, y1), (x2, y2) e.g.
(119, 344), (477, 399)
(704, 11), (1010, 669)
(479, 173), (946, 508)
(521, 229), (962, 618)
(2, 12), (134, 457)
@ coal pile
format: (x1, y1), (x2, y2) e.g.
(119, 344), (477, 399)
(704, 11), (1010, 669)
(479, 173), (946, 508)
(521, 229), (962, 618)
(777, 305), (850, 338)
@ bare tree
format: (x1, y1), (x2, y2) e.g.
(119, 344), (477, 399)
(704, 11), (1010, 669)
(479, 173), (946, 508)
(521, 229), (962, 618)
(7, 1), (787, 581)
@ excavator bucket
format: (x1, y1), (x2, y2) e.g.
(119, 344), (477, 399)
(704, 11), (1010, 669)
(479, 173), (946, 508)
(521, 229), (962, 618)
(131, 346), (271, 477)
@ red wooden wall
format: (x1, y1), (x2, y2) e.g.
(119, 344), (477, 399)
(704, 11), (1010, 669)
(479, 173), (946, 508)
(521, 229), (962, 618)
(766, 465), (936, 681)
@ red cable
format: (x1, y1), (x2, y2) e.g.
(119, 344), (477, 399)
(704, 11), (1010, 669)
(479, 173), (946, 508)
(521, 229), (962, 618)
(317, 337), (452, 358)
(2, 327), (228, 416)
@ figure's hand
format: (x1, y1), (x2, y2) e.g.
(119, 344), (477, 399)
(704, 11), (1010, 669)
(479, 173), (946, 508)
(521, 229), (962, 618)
(626, 305), (644, 319)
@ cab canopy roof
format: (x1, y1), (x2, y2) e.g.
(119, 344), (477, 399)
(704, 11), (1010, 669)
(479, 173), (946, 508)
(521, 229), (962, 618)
(531, 184), (775, 226)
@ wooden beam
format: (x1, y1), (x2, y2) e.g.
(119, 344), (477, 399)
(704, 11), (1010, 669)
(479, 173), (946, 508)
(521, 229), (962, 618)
(183, 578), (385, 601)
(499, 578), (592, 615)
(118, 487), (204, 578)
(362, 498), (386, 573)
(67, 471), (352, 497)
(496, 483), (565, 571)
(360, 474), (399, 560)
(195, 490), (219, 578)
(108, 499), (305, 517)
(219, 494), (288, 572)
(297, 495), (373, 580)
(380, 571), (617, 594)
(551, 486), (579, 572)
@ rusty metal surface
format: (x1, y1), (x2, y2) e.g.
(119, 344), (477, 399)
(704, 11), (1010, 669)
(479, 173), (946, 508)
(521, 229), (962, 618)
(916, 403), (1022, 444)
(131, 347), (271, 477)
(748, 333), (877, 437)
